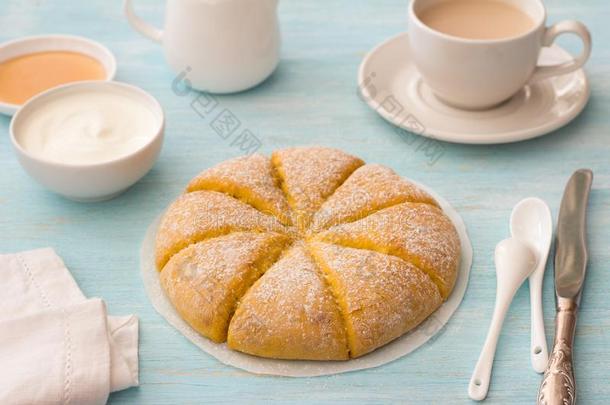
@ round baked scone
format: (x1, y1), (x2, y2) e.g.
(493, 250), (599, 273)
(155, 146), (461, 360)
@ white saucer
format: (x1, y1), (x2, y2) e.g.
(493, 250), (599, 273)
(358, 33), (590, 144)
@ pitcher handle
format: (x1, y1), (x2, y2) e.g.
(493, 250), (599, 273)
(124, 0), (163, 44)
(529, 20), (591, 83)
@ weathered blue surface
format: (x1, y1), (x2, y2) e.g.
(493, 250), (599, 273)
(0, 0), (608, 403)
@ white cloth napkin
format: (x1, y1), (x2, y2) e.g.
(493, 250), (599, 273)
(0, 248), (139, 405)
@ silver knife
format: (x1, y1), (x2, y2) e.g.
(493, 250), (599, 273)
(537, 169), (593, 405)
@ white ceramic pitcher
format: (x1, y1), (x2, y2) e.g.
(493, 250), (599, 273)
(124, 0), (280, 93)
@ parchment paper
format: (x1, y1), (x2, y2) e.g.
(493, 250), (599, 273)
(140, 180), (473, 377)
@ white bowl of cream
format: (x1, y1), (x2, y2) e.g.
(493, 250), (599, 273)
(10, 81), (164, 202)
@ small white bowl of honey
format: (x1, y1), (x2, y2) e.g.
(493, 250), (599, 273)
(0, 34), (116, 116)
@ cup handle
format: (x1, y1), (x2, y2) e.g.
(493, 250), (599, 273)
(529, 21), (591, 83)
(123, 0), (163, 44)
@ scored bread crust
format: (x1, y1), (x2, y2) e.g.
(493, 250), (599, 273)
(155, 147), (461, 360)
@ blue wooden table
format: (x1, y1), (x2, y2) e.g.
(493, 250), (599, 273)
(1, 0), (609, 403)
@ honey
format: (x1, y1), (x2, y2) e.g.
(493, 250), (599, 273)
(0, 51), (106, 105)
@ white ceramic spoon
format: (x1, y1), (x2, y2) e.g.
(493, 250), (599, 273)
(510, 197), (553, 373)
(468, 238), (537, 401)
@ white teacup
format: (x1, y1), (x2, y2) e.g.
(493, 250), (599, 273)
(408, 0), (592, 110)
(124, 0), (280, 94)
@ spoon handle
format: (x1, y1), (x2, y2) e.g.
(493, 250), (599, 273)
(530, 270), (550, 373)
(468, 291), (513, 401)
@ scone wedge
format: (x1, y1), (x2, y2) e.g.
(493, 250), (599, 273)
(227, 243), (349, 360)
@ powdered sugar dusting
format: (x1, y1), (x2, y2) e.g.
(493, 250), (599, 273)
(187, 154), (292, 225)
(309, 242), (442, 358)
(160, 232), (290, 342)
(227, 242), (349, 360)
(313, 202), (460, 299)
(310, 164), (439, 233)
(271, 147), (364, 231)
(155, 190), (293, 269)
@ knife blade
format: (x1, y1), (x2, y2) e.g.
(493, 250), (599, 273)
(537, 169), (593, 405)
(554, 169), (593, 302)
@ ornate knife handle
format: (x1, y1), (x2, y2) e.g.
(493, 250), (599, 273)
(537, 299), (578, 405)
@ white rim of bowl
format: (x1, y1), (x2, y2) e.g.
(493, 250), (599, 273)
(10, 80), (165, 169)
(0, 34), (117, 112)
